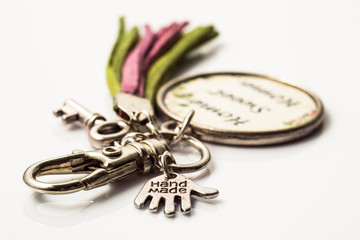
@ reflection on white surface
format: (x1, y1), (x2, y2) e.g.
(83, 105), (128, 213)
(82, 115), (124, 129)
(36, 200), (94, 217)
(23, 167), (219, 227)
(24, 191), (106, 227)
(23, 173), (150, 227)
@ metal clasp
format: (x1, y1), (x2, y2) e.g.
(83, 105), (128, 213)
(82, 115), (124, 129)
(23, 137), (168, 194)
(23, 132), (211, 194)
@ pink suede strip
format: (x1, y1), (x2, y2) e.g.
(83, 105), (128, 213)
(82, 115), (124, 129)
(122, 22), (188, 96)
(121, 25), (155, 95)
(137, 21), (188, 96)
(155, 23), (174, 38)
(144, 21), (188, 70)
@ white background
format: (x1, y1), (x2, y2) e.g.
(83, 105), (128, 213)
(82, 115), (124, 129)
(0, 0), (359, 239)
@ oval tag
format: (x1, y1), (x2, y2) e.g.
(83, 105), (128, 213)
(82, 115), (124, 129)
(157, 72), (324, 145)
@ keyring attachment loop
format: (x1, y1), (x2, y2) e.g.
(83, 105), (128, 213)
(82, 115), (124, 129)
(159, 132), (211, 174)
(160, 110), (195, 145)
(89, 120), (131, 148)
(160, 151), (177, 179)
(131, 110), (164, 140)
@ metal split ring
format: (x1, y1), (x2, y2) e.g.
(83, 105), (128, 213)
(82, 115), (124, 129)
(159, 132), (211, 174)
(168, 110), (194, 145)
(160, 151), (177, 179)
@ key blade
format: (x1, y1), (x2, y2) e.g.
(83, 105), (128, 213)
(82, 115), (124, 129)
(53, 106), (79, 124)
(53, 99), (105, 127)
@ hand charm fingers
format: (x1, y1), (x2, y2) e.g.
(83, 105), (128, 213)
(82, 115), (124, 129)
(164, 197), (175, 217)
(134, 173), (218, 217)
(192, 184), (219, 199)
(149, 195), (161, 212)
(180, 195), (192, 214)
(134, 190), (150, 208)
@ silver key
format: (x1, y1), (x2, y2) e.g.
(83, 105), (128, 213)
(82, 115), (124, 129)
(53, 99), (106, 129)
(54, 99), (130, 148)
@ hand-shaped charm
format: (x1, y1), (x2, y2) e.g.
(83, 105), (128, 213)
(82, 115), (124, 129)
(134, 173), (219, 217)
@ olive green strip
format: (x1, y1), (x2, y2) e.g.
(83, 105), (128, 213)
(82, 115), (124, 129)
(108, 17), (125, 67)
(145, 25), (218, 103)
(106, 17), (139, 97)
(106, 18), (125, 97)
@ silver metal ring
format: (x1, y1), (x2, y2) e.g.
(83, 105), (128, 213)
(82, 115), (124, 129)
(160, 132), (211, 173)
(160, 151), (177, 179)
(168, 110), (195, 145)
(89, 120), (130, 148)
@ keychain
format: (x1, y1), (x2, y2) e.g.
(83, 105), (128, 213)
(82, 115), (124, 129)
(23, 96), (219, 216)
(23, 73), (324, 217)
(23, 18), (221, 217)
(23, 18), (325, 218)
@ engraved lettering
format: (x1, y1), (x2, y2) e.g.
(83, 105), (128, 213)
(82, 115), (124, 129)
(179, 181), (187, 187)
(169, 181), (177, 187)
(217, 111), (233, 118)
(148, 188), (160, 193)
(160, 181), (168, 187)
(225, 116), (249, 125)
(208, 90), (271, 113)
(151, 181), (160, 187)
(169, 187), (177, 193)
(241, 81), (300, 107)
(282, 97), (300, 107)
(189, 99), (249, 125)
(179, 188), (187, 193)
(148, 180), (188, 194)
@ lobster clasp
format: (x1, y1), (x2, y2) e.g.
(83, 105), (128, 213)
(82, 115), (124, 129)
(23, 138), (169, 194)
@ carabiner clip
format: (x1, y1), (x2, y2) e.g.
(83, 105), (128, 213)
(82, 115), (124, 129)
(24, 151), (95, 194)
(23, 132), (211, 194)
(23, 138), (169, 194)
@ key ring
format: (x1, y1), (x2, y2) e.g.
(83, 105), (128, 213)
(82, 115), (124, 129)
(89, 120), (130, 148)
(159, 151), (177, 179)
(165, 110), (195, 145)
(159, 131), (210, 173)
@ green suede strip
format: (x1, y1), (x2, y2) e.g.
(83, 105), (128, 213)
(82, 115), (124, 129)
(108, 17), (125, 66)
(145, 25), (218, 103)
(106, 18), (139, 97)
